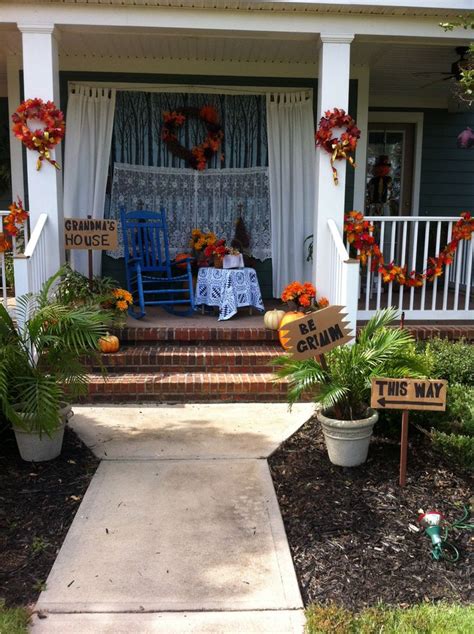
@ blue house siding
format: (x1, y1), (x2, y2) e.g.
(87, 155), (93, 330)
(420, 109), (474, 217)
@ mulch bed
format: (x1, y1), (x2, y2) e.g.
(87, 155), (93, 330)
(269, 418), (473, 610)
(0, 425), (99, 607)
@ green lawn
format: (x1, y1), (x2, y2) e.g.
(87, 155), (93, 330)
(0, 603), (29, 634)
(306, 603), (474, 634)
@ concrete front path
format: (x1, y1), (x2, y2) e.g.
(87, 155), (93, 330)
(31, 404), (312, 634)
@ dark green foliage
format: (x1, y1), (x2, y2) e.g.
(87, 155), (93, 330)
(421, 337), (474, 386)
(55, 264), (118, 306)
(431, 431), (474, 471)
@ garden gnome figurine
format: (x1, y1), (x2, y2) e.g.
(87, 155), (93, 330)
(457, 127), (474, 149)
(367, 155), (393, 216)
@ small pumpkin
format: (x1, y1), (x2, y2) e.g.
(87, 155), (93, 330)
(278, 311), (305, 349)
(264, 309), (286, 331)
(99, 333), (120, 354)
(175, 252), (193, 269)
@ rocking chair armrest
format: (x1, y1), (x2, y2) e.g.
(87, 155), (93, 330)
(126, 257), (142, 267)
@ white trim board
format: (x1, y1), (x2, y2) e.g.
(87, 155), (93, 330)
(353, 111), (424, 217)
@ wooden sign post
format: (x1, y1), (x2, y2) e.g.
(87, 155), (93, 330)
(64, 216), (118, 282)
(279, 305), (353, 361)
(371, 377), (447, 486)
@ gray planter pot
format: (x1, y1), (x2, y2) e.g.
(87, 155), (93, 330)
(13, 404), (73, 462)
(317, 409), (379, 467)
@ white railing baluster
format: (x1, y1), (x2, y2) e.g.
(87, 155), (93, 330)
(442, 222), (453, 311)
(376, 221), (385, 310)
(409, 220), (419, 311)
(387, 220), (396, 308)
(399, 220), (408, 310)
(454, 239), (463, 311)
(431, 221), (442, 311)
(420, 221), (430, 311)
(464, 238), (473, 311)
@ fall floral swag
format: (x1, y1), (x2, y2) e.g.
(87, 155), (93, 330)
(345, 210), (474, 287)
(161, 106), (224, 171)
(0, 198), (29, 253)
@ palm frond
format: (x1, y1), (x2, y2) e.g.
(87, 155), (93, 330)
(357, 307), (399, 345)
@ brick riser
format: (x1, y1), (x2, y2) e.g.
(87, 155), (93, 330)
(90, 345), (283, 374)
(117, 326), (279, 344)
(84, 372), (292, 403)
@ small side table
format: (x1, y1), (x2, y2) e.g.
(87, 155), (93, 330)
(195, 267), (265, 320)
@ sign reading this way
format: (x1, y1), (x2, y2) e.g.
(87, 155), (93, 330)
(281, 305), (353, 360)
(64, 218), (118, 251)
(371, 378), (447, 412)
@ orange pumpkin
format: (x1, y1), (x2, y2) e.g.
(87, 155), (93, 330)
(278, 311), (305, 349)
(99, 333), (120, 353)
(175, 252), (193, 269)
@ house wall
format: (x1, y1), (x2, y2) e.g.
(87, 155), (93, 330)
(371, 107), (474, 217)
(0, 97), (12, 209)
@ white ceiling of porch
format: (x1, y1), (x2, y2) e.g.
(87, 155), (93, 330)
(0, 25), (470, 107)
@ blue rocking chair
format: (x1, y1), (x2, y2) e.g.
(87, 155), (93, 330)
(121, 207), (196, 319)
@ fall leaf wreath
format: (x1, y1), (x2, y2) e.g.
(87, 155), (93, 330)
(12, 98), (65, 170)
(161, 105), (224, 171)
(315, 108), (360, 185)
(345, 210), (474, 287)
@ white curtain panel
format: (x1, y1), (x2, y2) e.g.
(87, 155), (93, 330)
(63, 85), (116, 276)
(266, 92), (316, 297)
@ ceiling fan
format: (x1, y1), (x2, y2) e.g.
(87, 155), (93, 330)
(413, 46), (471, 88)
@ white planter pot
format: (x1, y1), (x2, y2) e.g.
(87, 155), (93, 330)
(317, 409), (379, 467)
(13, 403), (73, 462)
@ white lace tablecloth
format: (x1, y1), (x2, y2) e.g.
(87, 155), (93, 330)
(196, 267), (265, 321)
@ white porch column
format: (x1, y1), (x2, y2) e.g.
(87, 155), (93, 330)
(353, 65), (370, 212)
(314, 34), (353, 296)
(7, 55), (24, 203)
(18, 24), (63, 274)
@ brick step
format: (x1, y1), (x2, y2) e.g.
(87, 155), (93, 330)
(91, 345), (283, 373)
(83, 372), (291, 403)
(117, 326), (279, 345)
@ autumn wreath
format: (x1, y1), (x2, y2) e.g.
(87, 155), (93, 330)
(315, 108), (360, 185)
(12, 98), (65, 170)
(161, 105), (224, 170)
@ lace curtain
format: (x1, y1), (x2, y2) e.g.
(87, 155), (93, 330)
(108, 163), (271, 260)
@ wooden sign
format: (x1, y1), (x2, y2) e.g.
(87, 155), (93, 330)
(371, 378), (447, 412)
(281, 305), (353, 360)
(64, 218), (118, 251)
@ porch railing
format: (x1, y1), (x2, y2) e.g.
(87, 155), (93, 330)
(0, 210), (29, 309)
(13, 213), (49, 302)
(327, 219), (360, 335)
(352, 216), (473, 321)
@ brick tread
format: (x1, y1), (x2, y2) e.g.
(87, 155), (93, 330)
(84, 372), (290, 403)
(118, 326), (279, 344)
(93, 344), (283, 373)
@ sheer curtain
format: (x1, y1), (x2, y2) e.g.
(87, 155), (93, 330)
(266, 92), (316, 296)
(63, 85), (116, 276)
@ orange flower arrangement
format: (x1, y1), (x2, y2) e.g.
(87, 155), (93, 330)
(281, 281), (329, 312)
(11, 98), (65, 170)
(112, 288), (133, 311)
(161, 106), (224, 171)
(4, 198), (29, 237)
(315, 108), (360, 185)
(344, 210), (474, 287)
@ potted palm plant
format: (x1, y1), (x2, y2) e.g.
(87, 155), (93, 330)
(274, 308), (429, 467)
(0, 269), (106, 462)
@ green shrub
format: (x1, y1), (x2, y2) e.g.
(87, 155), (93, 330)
(431, 431), (474, 471)
(305, 603), (474, 634)
(421, 338), (474, 386)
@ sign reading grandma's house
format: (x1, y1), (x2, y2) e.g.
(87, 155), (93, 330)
(371, 378), (447, 411)
(281, 305), (353, 360)
(64, 218), (118, 251)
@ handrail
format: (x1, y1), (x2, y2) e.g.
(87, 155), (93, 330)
(22, 213), (48, 258)
(364, 215), (459, 222)
(327, 219), (351, 261)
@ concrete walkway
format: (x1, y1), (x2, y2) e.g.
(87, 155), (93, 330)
(31, 404), (313, 634)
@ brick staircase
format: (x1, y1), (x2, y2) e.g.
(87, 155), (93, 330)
(84, 326), (289, 403)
